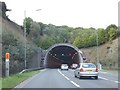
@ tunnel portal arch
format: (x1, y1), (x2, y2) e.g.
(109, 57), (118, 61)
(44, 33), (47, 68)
(44, 43), (84, 68)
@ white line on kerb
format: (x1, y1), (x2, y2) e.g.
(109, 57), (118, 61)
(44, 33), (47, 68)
(58, 69), (80, 88)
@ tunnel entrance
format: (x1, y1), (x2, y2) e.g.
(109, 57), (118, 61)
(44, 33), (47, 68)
(44, 44), (83, 68)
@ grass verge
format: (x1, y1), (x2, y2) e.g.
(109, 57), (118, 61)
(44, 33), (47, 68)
(2, 70), (39, 89)
(0, 78), (2, 90)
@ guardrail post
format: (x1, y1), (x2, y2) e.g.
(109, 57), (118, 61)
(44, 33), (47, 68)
(5, 53), (9, 77)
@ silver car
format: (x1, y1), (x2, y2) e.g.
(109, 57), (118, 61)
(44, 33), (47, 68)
(74, 63), (98, 79)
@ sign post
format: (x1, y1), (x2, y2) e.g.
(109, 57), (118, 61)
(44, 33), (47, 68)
(5, 53), (9, 77)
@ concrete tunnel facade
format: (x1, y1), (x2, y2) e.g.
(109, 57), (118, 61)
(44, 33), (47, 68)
(44, 43), (84, 68)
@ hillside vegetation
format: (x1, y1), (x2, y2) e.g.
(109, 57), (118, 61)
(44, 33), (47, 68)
(23, 17), (120, 50)
(81, 38), (118, 69)
(1, 17), (40, 75)
(1, 2), (41, 75)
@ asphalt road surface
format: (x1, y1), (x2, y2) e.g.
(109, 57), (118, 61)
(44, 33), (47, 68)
(15, 69), (119, 89)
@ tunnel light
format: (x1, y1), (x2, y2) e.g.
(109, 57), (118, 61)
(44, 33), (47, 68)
(55, 54), (57, 56)
(62, 54), (64, 56)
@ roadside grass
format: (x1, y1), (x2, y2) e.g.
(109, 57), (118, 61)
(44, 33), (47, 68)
(102, 67), (119, 71)
(2, 70), (39, 89)
(0, 78), (2, 90)
(101, 67), (119, 73)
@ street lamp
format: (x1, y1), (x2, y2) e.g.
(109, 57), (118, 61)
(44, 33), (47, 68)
(24, 10), (27, 69)
(36, 9), (42, 11)
(24, 9), (42, 69)
(95, 30), (99, 69)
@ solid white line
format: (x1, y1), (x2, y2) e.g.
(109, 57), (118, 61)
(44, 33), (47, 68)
(58, 69), (80, 88)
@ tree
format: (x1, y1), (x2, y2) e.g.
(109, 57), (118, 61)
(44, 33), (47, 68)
(38, 22), (46, 36)
(106, 24), (118, 42)
(23, 17), (33, 35)
(38, 35), (55, 49)
(97, 28), (107, 45)
(73, 36), (83, 48)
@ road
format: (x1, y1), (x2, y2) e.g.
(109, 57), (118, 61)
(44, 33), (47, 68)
(15, 69), (119, 89)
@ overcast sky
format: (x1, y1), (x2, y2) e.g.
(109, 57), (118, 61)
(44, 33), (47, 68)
(1, 0), (119, 28)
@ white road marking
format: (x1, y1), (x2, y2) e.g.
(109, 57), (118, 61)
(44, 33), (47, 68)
(114, 81), (120, 83)
(99, 76), (120, 84)
(110, 80), (120, 83)
(99, 71), (107, 74)
(58, 69), (80, 88)
(70, 69), (119, 84)
(40, 69), (46, 72)
(70, 81), (80, 88)
(69, 69), (75, 72)
(99, 76), (108, 80)
(64, 76), (70, 80)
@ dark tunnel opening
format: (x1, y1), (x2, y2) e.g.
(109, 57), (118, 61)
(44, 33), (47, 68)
(44, 45), (81, 68)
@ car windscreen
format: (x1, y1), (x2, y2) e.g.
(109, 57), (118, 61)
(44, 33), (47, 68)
(82, 64), (96, 68)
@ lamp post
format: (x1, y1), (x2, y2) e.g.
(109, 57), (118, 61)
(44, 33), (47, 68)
(95, 30), (99, 69)
(35, 9), (42, 68)
(23, 9), (42, 69)
(24, 10), (27, 69)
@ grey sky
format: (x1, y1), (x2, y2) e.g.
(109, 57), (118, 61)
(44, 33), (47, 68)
(2, 0), (119, 28)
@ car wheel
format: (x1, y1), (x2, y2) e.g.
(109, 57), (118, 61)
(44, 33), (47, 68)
(95, 76), (98, 79)
(74, 74), (77, 78)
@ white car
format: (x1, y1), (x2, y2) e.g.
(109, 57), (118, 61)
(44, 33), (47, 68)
(61, 64), (69, 70)
(74, 63), (98, 79)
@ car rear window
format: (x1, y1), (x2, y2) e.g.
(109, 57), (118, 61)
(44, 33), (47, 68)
(62, 64), (67, 66)
(82, 64), (96, 68)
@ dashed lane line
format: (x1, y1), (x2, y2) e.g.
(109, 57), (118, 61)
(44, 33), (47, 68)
(58, 69), (81, 88)
(69, 69), (120, 84)
(70, 81), (80, 88)
(99, 76), (120, 83)
(99, 76), (109, 80)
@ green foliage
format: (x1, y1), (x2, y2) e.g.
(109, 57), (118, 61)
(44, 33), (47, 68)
(2, 31), (38, 75)
(38, 22), (46, 36)
(73, 36), (81, 48)
(106, 24), (118, 42)
(38, 35), (55, 49)
(22, 18), (119, 49)
(23, 17), (33, 35)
